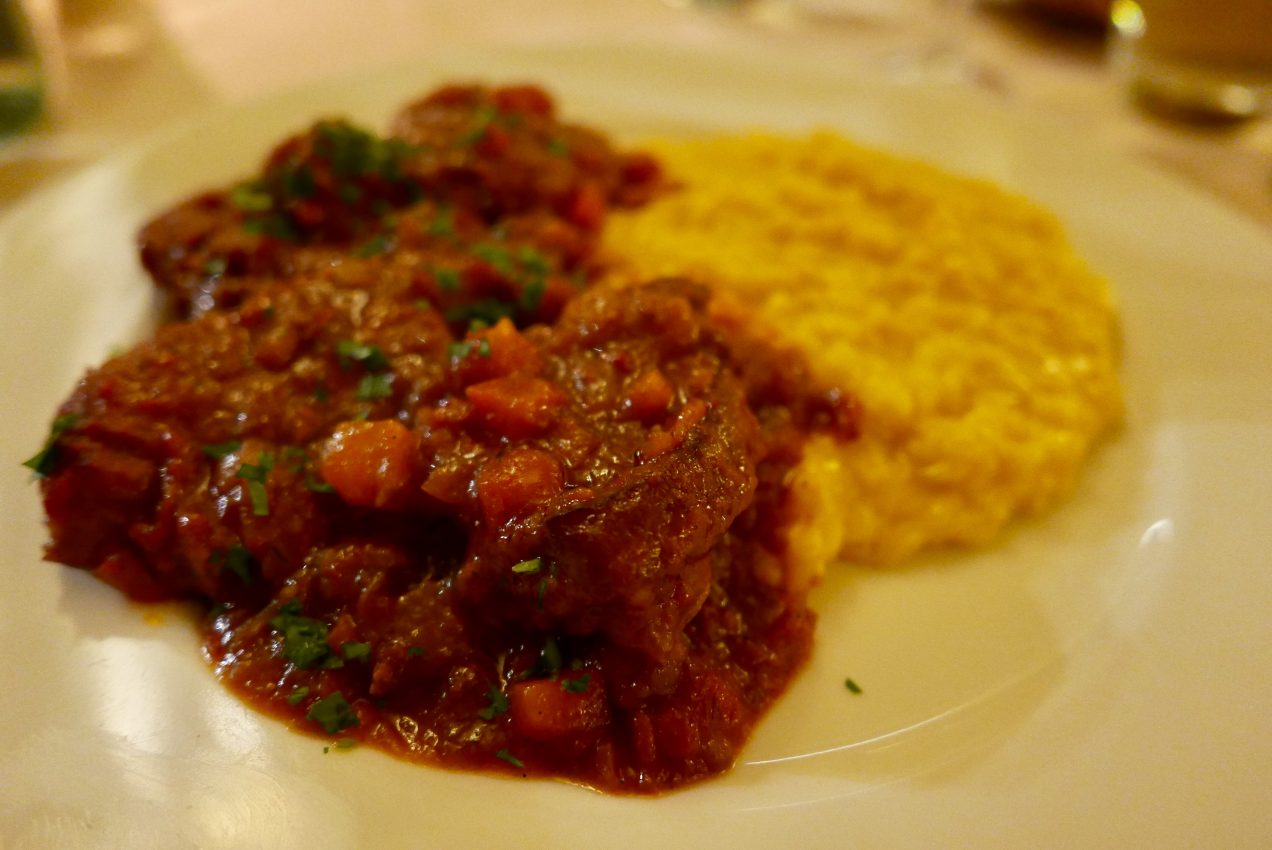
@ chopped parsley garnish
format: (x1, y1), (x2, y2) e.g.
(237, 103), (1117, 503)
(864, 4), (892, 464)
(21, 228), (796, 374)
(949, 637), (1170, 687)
(844, 678), (863, 695)
(447, 338), (492, 361)
(546, 138), (570, 158)
(477, 686), (509, 721)
(459, 105), (500, 146)
(433, 266), (461, 291)
(277, 163), (316, 199)
(204, 257), (228, 277)
(341, 641), (371, 662)
(210, 544), (255, 583)
(230, 182), (273, 213)
(495, 748), (523, 769)
(511, 558), (542, 575)
(354, 233), (392, 258)
(444, 299), (516, 327)
(472, 244), (515, 276)
(236, 452), (275, 517)
(305, 475), (335, 494)
(306, 691), (359, 735)
(269, 599), (342, 670)
(428, 206), (455, 238)
(287, 686), (310, 706)
(201, 440), (242, 460)
(242, 213), (300, 242)
(560, 674), (590, 694)
(313, 121), (417, 182)
(355, 372), (394, 401)
(536, 577), (548, 611)
(23, 413), (81, 478)
(520, 277), (546, 312)
(335, 340), (390, 371)
(406, 646), (426, 658)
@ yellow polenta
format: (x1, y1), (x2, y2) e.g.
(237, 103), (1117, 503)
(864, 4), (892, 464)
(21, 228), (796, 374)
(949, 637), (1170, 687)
(603, 132), (1123, 572)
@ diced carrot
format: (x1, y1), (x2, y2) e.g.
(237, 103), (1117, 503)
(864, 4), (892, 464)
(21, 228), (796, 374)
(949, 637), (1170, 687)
(465, 375), (565, 438)
(456, 318), (540, 382)
(507, 674), (607, 741)
(565, 180), (607, 231)
(623, 369), (673, 422)
(476, 448), (564, 525)
(320, 419), (420, 508)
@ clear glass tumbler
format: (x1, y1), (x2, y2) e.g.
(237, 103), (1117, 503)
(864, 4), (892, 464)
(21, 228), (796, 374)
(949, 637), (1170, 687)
(1110, 0), (1272, 120)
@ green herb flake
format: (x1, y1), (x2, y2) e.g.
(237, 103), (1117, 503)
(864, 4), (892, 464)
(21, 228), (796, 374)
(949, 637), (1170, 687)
(459, 105), (499, 147)
(511, 558), (542, 575)
(546, 138), (570, 158)
(334, 737), (357, 750)
(355, 372), (394, 401)
(536, 577), (548, 611)
(354, 234), (392, 258)
(335, 340), (390, 371)
(286, 686), (311, 706)
(269, 600), (341, 670)
(307, 691), (359, 735)
(237, 452), (276, 517)
(477, 686), (509, 721)
(519, 277), (546, 312)
(406, 646), (426, 658)
(210, 544), (255, 584)
(495, 748), (524, 769)
(23, 413), (81, 478)
(560, 674), (590, 694)
(305, 474), (335, 494)
(204, 257), (228, 277)
(341, 641), (371, 662)
(844, 678), (863, 695)
(201, 440), (242, 460)
(278, 163), (316, 199)
(428, 206), (455, 238)
(444, 299), (516, 328)
(447, 338), (493, 361)
(242, 213), (300, 242)
(433, 266), (461, 291)
(472, 244), (515, 276)
(230, 183), (273, 213)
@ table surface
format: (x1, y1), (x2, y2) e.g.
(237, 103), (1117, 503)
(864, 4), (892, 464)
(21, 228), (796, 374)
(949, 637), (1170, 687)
(3, 0), (1271, 229)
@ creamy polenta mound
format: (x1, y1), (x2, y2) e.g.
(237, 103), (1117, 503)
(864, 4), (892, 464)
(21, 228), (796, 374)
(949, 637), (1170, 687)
(604, 132), (1123, 572)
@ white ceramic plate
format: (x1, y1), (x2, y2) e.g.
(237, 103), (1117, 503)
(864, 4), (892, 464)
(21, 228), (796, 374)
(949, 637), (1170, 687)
(2, 44), (1270, 850)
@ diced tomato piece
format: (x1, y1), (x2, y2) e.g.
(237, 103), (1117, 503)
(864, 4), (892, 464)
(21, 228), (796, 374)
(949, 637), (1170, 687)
(320, 419), (420, 508)
(465, 375), (565, 438)
(476, 448), (564, 525)
(508, 674), (608, 741)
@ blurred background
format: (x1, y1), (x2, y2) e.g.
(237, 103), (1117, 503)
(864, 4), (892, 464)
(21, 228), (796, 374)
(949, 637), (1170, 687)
(2, 0), (1270, 227)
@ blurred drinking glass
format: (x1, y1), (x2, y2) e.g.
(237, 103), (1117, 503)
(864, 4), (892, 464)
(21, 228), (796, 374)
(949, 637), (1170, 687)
(784, 0), (988, 86)
(1110, 0), (1272, 121)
